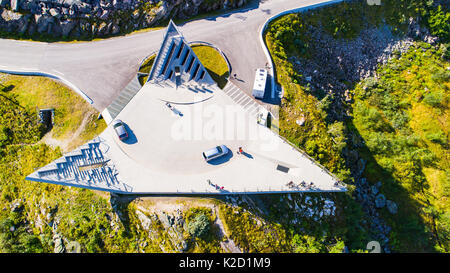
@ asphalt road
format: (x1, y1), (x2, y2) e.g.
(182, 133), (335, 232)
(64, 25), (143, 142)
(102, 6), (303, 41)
(0, 0), (335, 111)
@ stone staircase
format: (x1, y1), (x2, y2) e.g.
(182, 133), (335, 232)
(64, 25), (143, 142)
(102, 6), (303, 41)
(222, 81), (263, 117)
(32, 139), (131, 192)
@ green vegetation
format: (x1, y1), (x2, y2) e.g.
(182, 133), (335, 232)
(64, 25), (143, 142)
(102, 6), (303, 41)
(219, 204), (289, 252)
(185, 210), (210, 238)
(0, 74), (115, 252)
(192, 44), (229, 89)
(352, 43), (449, 251)
(0, 74), (185, 253)
(138, 55), (156, 86)
(183, 207), (222, 253)
(218, 203), (348, 253)
(265, 0), (449, 252)
(137, 45), (229, 89)
(0, 74), (106, 151)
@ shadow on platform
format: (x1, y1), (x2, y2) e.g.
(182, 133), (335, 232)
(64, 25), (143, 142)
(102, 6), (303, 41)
(206, 150), (234, 165)
(122, 123), (138, 145)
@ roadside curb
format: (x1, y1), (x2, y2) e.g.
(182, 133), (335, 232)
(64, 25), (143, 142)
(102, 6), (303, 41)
(0, 68), (94, 105)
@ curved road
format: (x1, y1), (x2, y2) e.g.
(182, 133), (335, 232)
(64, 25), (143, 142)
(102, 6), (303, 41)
(0, 0), (336, 111)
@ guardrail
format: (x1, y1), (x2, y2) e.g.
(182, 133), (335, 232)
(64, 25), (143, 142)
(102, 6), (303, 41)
(278, 134), (343, 184)
(259, 117), (343, 184)
(138, 50), (158, 74)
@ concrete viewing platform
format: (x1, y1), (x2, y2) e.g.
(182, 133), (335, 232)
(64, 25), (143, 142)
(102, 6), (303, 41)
(26, 79), (345, 194)
(25, 20), (346, 195)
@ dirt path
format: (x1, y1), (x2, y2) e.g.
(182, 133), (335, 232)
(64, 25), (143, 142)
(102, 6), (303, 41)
(213, 206), (242, 253)
(40, 110), (93, 153)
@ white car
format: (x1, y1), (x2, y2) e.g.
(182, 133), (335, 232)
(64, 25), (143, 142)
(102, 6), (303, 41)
(112, 120), (128, 141)
(202, 145), (229, 162)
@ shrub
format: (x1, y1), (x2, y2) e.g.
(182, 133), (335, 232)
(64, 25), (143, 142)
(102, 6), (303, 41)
(426, 131), (447, 144)
(423, 91), (444, 107)
(186, 213), (210, 239)
(427, 5), (450, 43)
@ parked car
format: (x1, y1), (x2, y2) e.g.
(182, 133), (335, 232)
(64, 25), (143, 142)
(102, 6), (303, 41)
(202, 145), (229, 162)
(112, 119), (128, 141)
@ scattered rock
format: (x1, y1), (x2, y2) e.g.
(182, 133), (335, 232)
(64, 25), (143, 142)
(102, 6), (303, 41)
(386, 200), (398, 214)
(136, 210), (153, 231)
(375, 194), (386, 208)
(66, 241), (82, 253)
(0, 0), (249, 39)
(10, 199), (23, 212)
(371, 185), (379, 196)
(53, 234), (66, 253)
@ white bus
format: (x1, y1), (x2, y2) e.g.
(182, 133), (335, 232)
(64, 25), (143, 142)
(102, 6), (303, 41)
(252, 68), (267, 99)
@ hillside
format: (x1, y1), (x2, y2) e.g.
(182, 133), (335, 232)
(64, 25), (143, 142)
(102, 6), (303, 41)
(265, 0), (449, 252)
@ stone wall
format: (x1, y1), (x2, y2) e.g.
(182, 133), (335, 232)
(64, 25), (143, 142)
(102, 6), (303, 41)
(0, 0), (247, 39)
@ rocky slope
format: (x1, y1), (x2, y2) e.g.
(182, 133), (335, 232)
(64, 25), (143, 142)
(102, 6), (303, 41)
(0, 0), (248, 39)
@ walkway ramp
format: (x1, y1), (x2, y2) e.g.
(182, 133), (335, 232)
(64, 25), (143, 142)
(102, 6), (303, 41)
(103, 76), (141, 123)
(222, 81), (265, 117)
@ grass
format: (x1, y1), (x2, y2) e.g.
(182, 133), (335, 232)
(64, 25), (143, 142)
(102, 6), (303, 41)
(264, 0), (450, 252)
(138, 55), (156, 86)
(0, 73), (106, 151)
(138, 45), (229, 88)
(191, 45), (229, 89)
(350, 43), (449, 252)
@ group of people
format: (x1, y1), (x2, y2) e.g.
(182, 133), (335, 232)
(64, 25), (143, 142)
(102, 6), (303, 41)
(286, 181), (315, 190)
(207, 179), (225, 191)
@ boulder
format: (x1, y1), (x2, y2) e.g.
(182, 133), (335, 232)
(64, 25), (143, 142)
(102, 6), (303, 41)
(0, 0), (9, 8)
(11, 0), (19, 11)
(375, 194), (386, 208)
(110, 23), (119, 35)
(77, 2), (91, 14)
(1, 8), (22, 21)
(66, 241), (82, 253)
(60, 19), (76, 37)
(10, 199), (23, 212)
(371, 185), (379, 195)
(131, 9), (139, 20)
(136, 210), (152, 231)
(97, 21), (107, 35)
(49, 8), (61, 19)
(99, 9), (109, 20)
(53, 234), (65, 253)
(35, 14), (54, 33)
(192, 0), (203, 7)
(386, 200), (398, 214)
